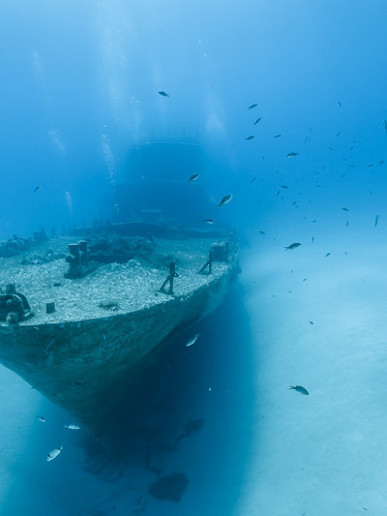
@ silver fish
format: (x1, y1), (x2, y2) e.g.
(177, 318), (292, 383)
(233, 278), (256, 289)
(37, 416), (47, 423)
(47, 446), (63, 462)
(64, 424), (80, 430)
(203, 218), (214, 224)
(186, 334), (199, 347)
(290, 385), (309, 395)
(216, 194), (232, 208)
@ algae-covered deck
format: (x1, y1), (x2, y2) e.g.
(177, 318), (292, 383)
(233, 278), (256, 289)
(0, 236), (234, 326)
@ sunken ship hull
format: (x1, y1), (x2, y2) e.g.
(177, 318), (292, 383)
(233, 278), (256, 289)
(0, 234), (238, 430)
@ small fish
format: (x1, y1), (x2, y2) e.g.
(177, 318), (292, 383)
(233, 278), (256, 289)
(379, 160), (384, 166)
(328, 147), (334, 151)
(384, 119), (387, 134)
(342, 207), (349, 212)
(336, 132), (342, 137)
(290, 385), (309, 395)
(338, 101), (342, 108)
(284, 242), (301, 250)
(245, 135), (255, 140)
(158, 90), (170, 97)
(203, 218), (214, 224)
(64, 424), (80, 430)
(253, 117), (262, 125)
(45, 338), (57, 353)
(251, 176), (256, 181)
(33, 186), (40, 192)
(259, 230), (265, 235)
(47, 446), (63, 462)
(187, 173), (199, 183)
(281, 185), (288, 189)
(216, 194), (232, 208)
(286, 152), (298, 158)
(312, 236), (315, 243)
(186, 334), (199, 347)
(273, 134), (282, 138)
(309, 321), (314, 325)
(248, 103), (258, 110)
(346, 221), (349, 227)
(325, 252), (331, 257)
(375, 215), (379, 227)
(37, 416), (47, 423)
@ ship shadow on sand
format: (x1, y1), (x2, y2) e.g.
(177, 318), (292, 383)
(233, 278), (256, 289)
(80, 282), (256, 512)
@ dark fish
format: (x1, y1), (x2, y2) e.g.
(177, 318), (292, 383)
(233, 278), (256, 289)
(251, 176), (256, 181)
(281, 185), (288, 189)
(375, 215), (379, 227)
(309, 321), (314, 325)
(290, 385), (309, 395)
(328, 147), (334, 151)
(158, 90), (170, 97)
(33, 186), (40, 192)
(253, 117), (262, 125)
(312, 236), (315, 243)
(245, 135), (255, 140)
(384, 119), (387, 134)
(273, 134), (282, 138)
(259, 230), (265, 235)
(342, 207), (349, 212)
(187, 172), (199, 183)
(248, 103), (258, 110)
(286, 152), (298, 158)
(216, 194), (232, 208)
(203, 218), (214, 224)
(284, 242), (301, 250)
(338, 101), (342, 107)
(325, 252), (331, 257)
(379, 160), (384, 166)
(336, 132), (342, 137)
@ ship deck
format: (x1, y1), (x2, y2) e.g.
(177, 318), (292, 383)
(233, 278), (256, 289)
(0, 236), (233, 327)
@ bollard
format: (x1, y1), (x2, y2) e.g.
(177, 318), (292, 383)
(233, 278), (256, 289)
(46, 302), (56, 314)
(78, 240), (89, 265)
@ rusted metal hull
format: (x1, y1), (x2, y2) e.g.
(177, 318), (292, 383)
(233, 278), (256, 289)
(0, 266), (236, 429)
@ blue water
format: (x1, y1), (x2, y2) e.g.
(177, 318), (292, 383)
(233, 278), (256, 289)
(1, 0), (387, 514)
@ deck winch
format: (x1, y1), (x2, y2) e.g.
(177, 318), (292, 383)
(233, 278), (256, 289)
(0, 283), (34, 324)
